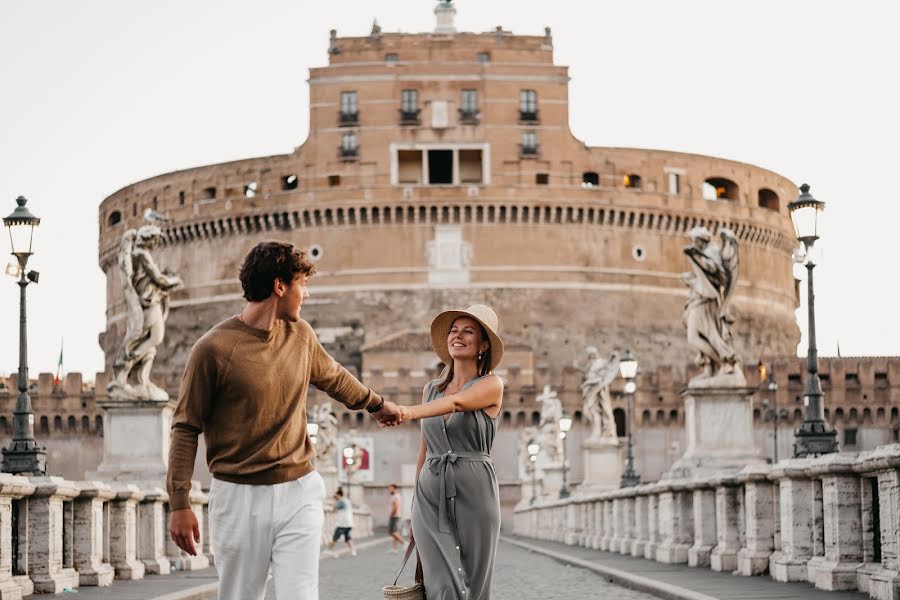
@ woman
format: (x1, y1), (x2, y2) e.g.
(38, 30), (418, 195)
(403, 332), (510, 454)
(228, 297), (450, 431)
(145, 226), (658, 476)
(399, 304), (504, 600)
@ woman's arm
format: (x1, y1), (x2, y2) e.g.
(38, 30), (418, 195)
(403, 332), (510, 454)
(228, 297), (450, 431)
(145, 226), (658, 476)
(401, 375), (503, 422)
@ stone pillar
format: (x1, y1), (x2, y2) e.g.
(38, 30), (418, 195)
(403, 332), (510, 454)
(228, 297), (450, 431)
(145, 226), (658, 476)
(854, 444), (900, 600)
(600, 498), (614, 551)
(137, 488), (171, 575)
(575, 501), (590, 547)
(72, 481), (115, 586)
(656, 481), (692, 564)
(644, 485), (660, 560)
(109, 485), (145, 580)
(806, 476), (827, 583)
(808, 454), (864, 591)
(631, 487), (650, 557)
(590, 499), (604, 550)
(564, 501), (579, 545)
(688, 481), (717, 568)
(88, 399), (174, 482)
(610, 497), (623, 553)
(710, 476), (742, 572)
(736, 464), (775, 576)
(665, 386), (763, 480)
(26, 476), (79, 593)
(768, 459), (815, 582)
(581, 438), (621, 492)
(0, 473), (35, 600)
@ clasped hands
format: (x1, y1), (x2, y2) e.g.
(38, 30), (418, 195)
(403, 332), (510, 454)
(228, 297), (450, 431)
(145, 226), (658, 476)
(370, 400), (411, 427)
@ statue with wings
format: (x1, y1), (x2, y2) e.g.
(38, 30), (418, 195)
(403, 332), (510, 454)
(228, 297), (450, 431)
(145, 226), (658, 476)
(681, 226), (744, 385)
(108, 210), (183, 401)
(579, 347), (619, 441)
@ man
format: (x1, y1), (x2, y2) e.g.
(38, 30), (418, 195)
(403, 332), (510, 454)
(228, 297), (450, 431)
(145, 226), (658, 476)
(167, 241), (400, 600)
(324, 488), (356, 557)
(387, 483), (405, 552)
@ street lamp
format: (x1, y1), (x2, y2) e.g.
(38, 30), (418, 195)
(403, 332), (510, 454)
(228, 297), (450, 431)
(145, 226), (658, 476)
(558, 413), (572, 498)
(760, 376), (788, 463)
(618, 349), (640, 487)
(788, 184), (838, 457)
(2, 197), (46, 475)
(527, 442), (540, 504)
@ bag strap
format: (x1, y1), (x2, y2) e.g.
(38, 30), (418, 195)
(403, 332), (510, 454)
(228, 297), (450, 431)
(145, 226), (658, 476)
(393, 539), (419, 586)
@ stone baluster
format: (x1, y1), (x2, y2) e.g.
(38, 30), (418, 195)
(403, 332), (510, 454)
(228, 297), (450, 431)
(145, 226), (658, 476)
(26, 476), (80, 593)
(710, 475), (741, 572)
(600, 497), (614, 551)
(610, 496), (623, 552)
(688, 479), (717, 568)
(853, 443), (900, 600)
(576, 500), (590, 547)
(805, 474), (827, 583)
(768, 458), (815, 582)
(590, 499), (604, 550)
(736, 464), (775, 576)
(72, 481), (115, 586)
(564, 501), (579, 545)
(631, 486), (650, 557)
(109, 485), (145, 580)
(0, 473), (35, 599)
(644, 484), (660, 560)
(807, 453), (864, 591)
(137, 488), (171, 575)
(656, 480), (692, 564)
(619, 493), (635, 554)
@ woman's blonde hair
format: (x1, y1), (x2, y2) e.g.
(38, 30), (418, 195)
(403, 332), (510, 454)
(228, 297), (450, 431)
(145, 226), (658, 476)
(434, 321), (492, 392)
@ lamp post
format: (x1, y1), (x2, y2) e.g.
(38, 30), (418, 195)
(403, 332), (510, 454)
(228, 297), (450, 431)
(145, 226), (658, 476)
(558, 413), (572, 498)
(788, 184), (838, 457)
(618, 349), (640, 487)
(760, 376), (788, 463)
(2, 197), (46, 475)
(527, 442), (540, 504)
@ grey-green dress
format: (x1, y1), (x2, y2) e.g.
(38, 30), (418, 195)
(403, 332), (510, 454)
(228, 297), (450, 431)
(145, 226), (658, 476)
(412, 375), (501, 600)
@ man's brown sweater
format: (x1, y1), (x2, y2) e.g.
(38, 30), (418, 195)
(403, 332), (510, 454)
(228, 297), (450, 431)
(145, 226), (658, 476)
(166, 316), (382, 510)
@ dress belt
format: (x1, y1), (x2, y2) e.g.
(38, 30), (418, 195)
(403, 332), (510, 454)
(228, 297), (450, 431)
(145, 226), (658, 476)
(426, 451), (492, 534)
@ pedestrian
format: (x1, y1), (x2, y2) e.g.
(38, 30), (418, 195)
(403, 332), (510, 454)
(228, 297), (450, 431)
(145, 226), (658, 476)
(324, 489), (356, 557)
(166, 241), (401, 600)
(398, 304), (505, 600)
(387, 483), (405, 553)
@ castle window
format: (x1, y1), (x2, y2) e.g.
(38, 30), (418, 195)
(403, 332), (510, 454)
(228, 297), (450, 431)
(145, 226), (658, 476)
(398, 150), (423, 184)
(758, 188), (779, 211)
(477, 52), (490, 63)
(519, 90), (538, 122)
(459, 149), (483, 183)
(668, 172), (681, 195)
(282, 175), (298, 191)
(623, 174), (642, 189)
(459, 90), (479, 124)
(54, 416), (63, 432)
(152, 196), (158, 211)
(703, 177), (738, 201)
(95, 415), (103, 435)
(428, 150), (453, 184)
(385, 53), (398, 63)
(520, 131), (538, 156)
(0, 417), (7, 434)
(582, 172), (599, 187)
(132, 203), (137, 217)
(328, 175), (341, 187)
(843, 428), (858, 446)
(107, 211), (122, 227)
(614, 408), (626, 436)
(535, 173), (549, 185)
(400, 90), (420, 125)
(202, 187), (216, 200)
(68, 416), (76, 432)
(40, 416), (49, 435)
(340, 132), (359, 159)
(392, 144), (488, 186)
(81, 415), (90, 432)
(339, 91), (358, 125)
(179, 191), (185, 206)
(244, 182), (258, 198)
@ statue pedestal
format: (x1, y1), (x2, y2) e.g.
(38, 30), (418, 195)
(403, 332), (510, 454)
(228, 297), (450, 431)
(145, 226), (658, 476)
(541, 463), (565, 498)
(581, 438), (621, 492)
(664, 386), (763, 480)
(87, 398), (174, 483)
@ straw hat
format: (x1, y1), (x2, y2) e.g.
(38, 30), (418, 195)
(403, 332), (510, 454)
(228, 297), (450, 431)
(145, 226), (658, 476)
(430, 304), (504, 371)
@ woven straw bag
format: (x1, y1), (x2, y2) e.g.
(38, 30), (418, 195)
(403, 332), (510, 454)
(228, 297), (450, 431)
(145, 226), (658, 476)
(383, 540), (425, 600)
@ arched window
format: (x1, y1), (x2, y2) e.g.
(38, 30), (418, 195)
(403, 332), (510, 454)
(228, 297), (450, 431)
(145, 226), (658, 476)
(849, 408), (858, 422)
(623, 174), (642, 189)
(501, 411), (511, 425)
(892, 407), (899, 422)
(82, 415), (90, 433)
(95, 415), (103, 436)
(655, 409), (666, 424)
(703, 177), (738, 201)
(342, 413), (351, 426)
(758, 188), (779, 211)
(40, 416), (50, 435)
(834, 407), (845, 421)
(641, 410), (652, 425)
(614, 408), (626, 437)
(669, 409), (679, 424)
(793, 409), (803, 422)
(582, 172), (599, 188)
(107, 211), (122, 227)
(877, 407), (886, 422)
(753, 409), (761, 422)
(68, 416), (77, 432)
(515, 412), (526, 426)
(54, 416), (63, 432)
(573, 410), (583, 423)
(531, 411), (541, 426)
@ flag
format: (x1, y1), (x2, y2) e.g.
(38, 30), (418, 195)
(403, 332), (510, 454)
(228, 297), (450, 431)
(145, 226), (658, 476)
(54, 339), (63, 387)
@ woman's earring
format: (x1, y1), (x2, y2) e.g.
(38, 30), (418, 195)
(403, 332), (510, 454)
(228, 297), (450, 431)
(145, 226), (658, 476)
(478, 352), (483, 361)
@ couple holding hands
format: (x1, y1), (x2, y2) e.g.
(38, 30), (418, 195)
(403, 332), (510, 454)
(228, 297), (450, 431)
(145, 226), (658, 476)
(166, 241), (503, 600)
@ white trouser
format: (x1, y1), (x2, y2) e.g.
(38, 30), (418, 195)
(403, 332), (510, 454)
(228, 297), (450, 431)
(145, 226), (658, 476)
(209, 470), (326, 600)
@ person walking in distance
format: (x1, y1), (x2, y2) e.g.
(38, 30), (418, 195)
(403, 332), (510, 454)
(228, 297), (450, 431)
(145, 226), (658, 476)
(166, 241), (401, 600)
(324, 488), (356, 557)
(388, 483), (405, 553)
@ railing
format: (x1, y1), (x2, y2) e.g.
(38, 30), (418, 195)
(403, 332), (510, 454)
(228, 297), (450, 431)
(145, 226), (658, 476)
(514, 443), (900, 600)
(0, 473), (374, 593)
(338, 146), (359, 160)
(458, 109), (480, 125)
(519, 110), (539, 123)
(399, 109), (421, 125)
(520, 144), (539, 157)
(338, 111), (358, 126)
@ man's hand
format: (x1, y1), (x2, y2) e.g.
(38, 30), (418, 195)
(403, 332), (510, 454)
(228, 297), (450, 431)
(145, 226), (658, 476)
(372, 400), (403, 427)
(169, 508), (200, 556)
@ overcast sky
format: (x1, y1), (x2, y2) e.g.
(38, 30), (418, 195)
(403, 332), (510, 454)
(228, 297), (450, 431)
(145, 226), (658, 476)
(1, 0), (898, 378)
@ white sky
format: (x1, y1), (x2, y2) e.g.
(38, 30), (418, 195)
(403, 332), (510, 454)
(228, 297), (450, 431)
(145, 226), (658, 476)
(1, 0), (898, 378)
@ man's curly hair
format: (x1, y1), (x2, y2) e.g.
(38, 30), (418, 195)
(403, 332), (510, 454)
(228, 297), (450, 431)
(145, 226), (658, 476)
(239, 241), (316, 302)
